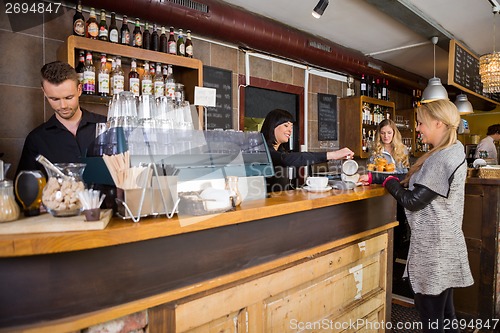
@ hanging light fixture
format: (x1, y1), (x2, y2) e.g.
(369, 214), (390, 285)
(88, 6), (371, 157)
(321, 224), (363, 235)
(454, 93), (474, 114)
(479, 6), (500, 94)
(312, 0), (329, 19)
(421, 36), (448, 103)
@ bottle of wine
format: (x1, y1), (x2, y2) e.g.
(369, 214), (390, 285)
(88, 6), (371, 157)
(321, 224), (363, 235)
(82, 51), (95, 94)
(159, 26), (167, 53)
(376, 78), (381, 99)
(75, 50), (85, 85)
(132, 18), (142, 48)
(72, 0), (85, 37)
(167, 27), (176, 55)
(185, 30), (193, 58)
(86, 8), (99, 39)
(360, 74), (367, 96)
(98, 53), (109, 96)
(120, 15), (130, 45)
(142, 22), (151, 50)
(177, 29), (185, 56)
(108, 12), (119, 43)
(150, 23), (159, 52)
(98, 9), (108, 41)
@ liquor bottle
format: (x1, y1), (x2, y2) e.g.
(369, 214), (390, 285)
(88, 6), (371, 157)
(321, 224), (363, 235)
(360, 74), (367, 96)
(75, 50), (85, 85)
(150, 23), (159, 52)
(167, 27), (176, 55)
(120, 15), (130, 45)
(108, 12), (119, 43)
(129, 59), (140, 97)
(366, 76), (372, 98)
(177, 29), (185, 56)
(362, 128), (367, 152)
(112, 56), (125, 95)
(165, 64), (175, 99)
(86, 8), (99, 39)
(141, 62), (153, 95)
(159, 26), (167, 53)
(370, 77), (377, 99)
(383, 79), (389, 101)
(150, 62), (155, 77)
(132, 18), (142, 48)
(376, 79), (382, 99)
(98, 53), (109, 96)
(154, 63), (165, 98)
(162, 64), (168, 80)
(72, 0), (85, 37)
(109, 57), (116, 96)
(185, 30), (193, 58)
(142, 22), (151, 50)
(82, 51), (95, 94)
(98, 9), (108, 41)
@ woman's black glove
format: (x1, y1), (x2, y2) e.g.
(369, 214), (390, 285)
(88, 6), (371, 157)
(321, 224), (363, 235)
(383, 178), (438, 211)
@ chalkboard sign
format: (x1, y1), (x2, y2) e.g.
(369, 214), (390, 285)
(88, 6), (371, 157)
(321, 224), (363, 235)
(203, 66), (233, 129)
(317, 93), (338, 141)
(449, 40), (500, 103)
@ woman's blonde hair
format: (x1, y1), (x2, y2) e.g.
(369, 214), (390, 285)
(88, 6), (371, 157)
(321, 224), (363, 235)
(401, 99), (460, 186)
(372, 118), (410, 168)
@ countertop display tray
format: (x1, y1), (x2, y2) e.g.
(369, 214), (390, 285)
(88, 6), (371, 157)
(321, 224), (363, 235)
(0, 209), (112, 234)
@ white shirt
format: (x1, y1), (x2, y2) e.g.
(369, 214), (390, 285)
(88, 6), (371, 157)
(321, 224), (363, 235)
(474, 136), (497, 161)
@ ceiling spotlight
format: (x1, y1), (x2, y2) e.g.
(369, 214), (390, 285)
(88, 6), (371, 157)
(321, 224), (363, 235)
(312, 0), (329, 19)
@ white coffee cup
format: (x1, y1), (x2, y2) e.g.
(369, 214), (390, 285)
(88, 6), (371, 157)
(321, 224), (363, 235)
(306, 176), (329, 188)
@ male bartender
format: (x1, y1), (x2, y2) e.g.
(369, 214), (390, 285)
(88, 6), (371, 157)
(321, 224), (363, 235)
(16, 61), (106, 174)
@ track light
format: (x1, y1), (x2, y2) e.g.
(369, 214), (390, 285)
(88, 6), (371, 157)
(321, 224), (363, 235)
(421, 36), (449, 103)
(312, 0), (329, 19)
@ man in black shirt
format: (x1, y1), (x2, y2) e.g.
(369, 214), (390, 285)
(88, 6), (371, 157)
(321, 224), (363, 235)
(16, 61), (107, 175)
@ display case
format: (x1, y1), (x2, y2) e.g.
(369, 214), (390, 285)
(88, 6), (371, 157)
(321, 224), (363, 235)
(339, 96), (395, 158)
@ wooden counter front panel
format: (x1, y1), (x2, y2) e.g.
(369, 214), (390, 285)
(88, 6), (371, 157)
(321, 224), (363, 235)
(166, 234), (388, 333)
(0, 195), (395, 329)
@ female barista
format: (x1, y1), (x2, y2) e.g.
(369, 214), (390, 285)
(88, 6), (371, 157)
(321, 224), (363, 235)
(260, 109), (354, 192)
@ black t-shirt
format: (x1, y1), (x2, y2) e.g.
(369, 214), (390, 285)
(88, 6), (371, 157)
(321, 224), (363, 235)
(16, 109), (107, 176)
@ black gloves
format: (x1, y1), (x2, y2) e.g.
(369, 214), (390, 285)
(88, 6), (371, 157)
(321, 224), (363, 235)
(383, 178), (438, 211)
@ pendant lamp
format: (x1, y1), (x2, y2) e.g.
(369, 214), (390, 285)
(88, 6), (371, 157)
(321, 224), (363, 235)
(479, 7), (500, 93)
(312, 0), (329, 19)
(454, 93), (474, 114)
(421, 37), (448, 103)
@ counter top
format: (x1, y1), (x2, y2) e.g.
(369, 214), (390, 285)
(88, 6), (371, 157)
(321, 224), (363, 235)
(0, 185), (387, 257)
(466, 176), (500, 185)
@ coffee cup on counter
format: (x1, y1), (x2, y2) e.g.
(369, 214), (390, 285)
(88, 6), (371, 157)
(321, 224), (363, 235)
(306, 176), (329, 189)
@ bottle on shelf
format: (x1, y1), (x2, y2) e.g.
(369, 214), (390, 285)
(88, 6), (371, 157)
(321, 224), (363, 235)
(142, 22), (151, 50)
(167, 26), (176, 55)
(141, 61), (153, 95)
(384, 79), (390, 101)
(86, 8), (99, 40)
(120, 15), (130, 45)
(75, 50), (85, 85)
(72, 0), (85, 37)
(98, 9), (108, 41)
(370, 77), (377, 98)
(150, 62), (156, 77)
(366, 75), (372, 98)
(129, 59), (140, 97)
(109, 57), (116, 96)
(177, 28), (185, 56)
(376, 79), (382, 99)
(108, 12), (119, 43)
(132, 18), (142, 48)
(185, 30), (193, 58)
(165, 64), (175, 99)
(82, 51), (95, 94)
(360, 74), (367, 96)
(98, 53), (109, 97)
(112, 56), (125, 95)
(151, 23), (159, 52)
(362, 128), (368, 152)
(162, 64), (168, 80)
(154, 63), (165, 98)
(159, 26), (168, 53)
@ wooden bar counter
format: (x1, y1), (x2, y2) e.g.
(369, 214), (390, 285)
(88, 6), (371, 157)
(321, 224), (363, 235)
(0, 185), (397, 333)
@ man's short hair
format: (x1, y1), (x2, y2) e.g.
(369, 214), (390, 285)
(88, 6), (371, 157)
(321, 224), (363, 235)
(487, 124), (500, 136)
(40, 61), (79, 86)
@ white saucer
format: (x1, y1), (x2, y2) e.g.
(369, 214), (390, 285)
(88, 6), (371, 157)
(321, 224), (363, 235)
(302, 185), (332, 192)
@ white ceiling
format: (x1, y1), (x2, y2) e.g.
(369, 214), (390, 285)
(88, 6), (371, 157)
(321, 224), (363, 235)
(219, 0), (496, 85)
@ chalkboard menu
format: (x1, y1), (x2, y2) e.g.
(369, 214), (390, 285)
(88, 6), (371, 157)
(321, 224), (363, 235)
(203, 66), (233, 129)
(317, 93), (338, 141)
(449, 40), (500, 103)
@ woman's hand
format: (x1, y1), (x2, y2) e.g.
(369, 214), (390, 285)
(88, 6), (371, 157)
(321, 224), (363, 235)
(327, 147), (354, 160)
(359, 174), (371, 186)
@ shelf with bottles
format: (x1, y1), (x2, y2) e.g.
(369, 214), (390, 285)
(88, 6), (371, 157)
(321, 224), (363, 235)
(58, 35), (202, 105)
(339, 95), (395, 158)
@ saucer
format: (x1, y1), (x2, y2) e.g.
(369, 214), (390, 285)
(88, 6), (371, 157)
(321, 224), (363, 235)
(302, 185), (332, 192)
